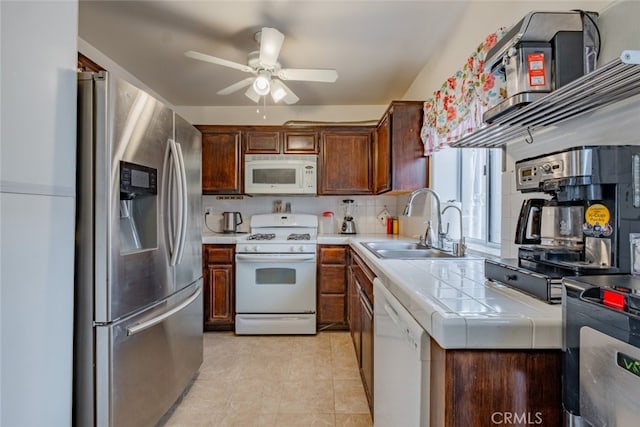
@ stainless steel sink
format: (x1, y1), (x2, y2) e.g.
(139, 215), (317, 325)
(362, 242), (426, 251)
(361, 241), (460, 259)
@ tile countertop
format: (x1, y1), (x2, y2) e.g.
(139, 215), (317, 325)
(346, 236), (562, 350)
(202, 233), (562, 350)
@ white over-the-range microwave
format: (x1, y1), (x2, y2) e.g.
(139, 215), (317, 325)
(244, 154), (317, 195)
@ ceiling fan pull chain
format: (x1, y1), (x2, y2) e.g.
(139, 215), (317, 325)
(262, 96), (267, 120)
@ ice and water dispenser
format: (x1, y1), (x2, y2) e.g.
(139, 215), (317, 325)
(119, 161), (158, 253)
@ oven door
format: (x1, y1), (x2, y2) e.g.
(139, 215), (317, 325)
(235, 253), (316, 313)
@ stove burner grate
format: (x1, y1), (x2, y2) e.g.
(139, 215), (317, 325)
(247, 233), (276, 241)
(287, 233), (311, 241)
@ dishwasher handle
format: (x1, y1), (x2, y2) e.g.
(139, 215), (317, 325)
(383, 302), (401, 327)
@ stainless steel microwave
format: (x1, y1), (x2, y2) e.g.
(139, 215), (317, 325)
(244, 154), (317, 195)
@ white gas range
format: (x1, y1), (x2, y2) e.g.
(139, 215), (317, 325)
(235, 214), (318, 335)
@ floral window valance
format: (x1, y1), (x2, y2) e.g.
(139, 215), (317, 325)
(421, 28), (509, 155)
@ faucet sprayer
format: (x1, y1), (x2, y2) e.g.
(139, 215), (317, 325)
(403, 188), (444, 249)
(442, 204), (465, 257)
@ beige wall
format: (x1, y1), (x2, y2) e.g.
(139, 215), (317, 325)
(400, 0), (640, 257)
(176, 104), (386, 126)
(403, 0), (610, 100)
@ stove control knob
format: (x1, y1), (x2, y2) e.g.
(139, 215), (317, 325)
(298, 246), (305, 252)
(542, 163), (552, 173)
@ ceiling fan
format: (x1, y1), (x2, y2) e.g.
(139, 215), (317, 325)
(185, 27), (338, 105)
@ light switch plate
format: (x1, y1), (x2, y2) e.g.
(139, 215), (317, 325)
(377, 208), (390, 226)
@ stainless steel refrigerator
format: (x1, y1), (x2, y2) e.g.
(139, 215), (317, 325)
(75, 71), (203, 426)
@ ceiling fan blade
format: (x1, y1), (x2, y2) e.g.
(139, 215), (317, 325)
(270, 79), (299, 105)
(185, 50), (253, 73)
(259, 27), (285, 67)
(217, 77), (255, 95)
(277, 68), (338, 83)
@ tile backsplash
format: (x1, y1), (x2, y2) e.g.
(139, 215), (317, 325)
(202, 195), (402, 235)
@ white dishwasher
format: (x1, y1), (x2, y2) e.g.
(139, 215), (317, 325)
(373, 278), (430, 427)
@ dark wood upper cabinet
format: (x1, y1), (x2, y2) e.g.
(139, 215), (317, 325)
(77, 52), (105, 72)
(244, 128), (318, 154)
(283, 131), (318, 154)
(319, 128), (374, 195)
(197, 103), (424, 196)
(374, 113), (391, 193)
(244, 130), (281, 154)
(198, 126), (243, 195)
(374, 101), (428, 194)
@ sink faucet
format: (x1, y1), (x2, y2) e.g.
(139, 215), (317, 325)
(442, 204), (465, 256)
(403, 188), (444, 249)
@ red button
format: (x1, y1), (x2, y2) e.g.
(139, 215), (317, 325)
(603, 289), (626, 310)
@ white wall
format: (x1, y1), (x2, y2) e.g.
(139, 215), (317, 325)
(0, 1), (78, 426)
(203, 194), (400, 235)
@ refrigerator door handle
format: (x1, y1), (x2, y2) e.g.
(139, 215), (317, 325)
(126, 286), (202, 336)
(162, 142), (175, 257)
(174, 141), (188, 265)
(163, 139), (184, 266)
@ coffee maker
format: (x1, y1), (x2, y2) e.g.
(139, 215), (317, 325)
(485, 145), (640, 303)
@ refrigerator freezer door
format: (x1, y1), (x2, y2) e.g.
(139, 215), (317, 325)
(173, 113), (203, 289)
(95, 281), (203, 427)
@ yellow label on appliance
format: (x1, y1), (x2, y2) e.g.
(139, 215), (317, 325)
(585, 204), (610, 226)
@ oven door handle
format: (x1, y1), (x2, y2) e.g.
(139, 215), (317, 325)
(236, 254), (316, 262)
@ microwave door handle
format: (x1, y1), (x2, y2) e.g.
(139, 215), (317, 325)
(174, 141), (188, 265)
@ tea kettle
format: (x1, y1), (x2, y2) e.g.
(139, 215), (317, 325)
(222, 211), (243, 233)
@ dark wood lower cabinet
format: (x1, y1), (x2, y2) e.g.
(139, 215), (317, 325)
(348, 249), (375, 412)
(203, 244), (235, 331)
(430, 339), (562, 427)
(317, 245), (349, 330)
(359, 288), (374, 409)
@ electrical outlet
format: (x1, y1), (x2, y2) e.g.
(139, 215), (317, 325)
(377, 208), (390, 226)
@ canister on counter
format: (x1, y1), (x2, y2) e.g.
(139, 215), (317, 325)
(392, 217), (399, 235)
(319, 211), (335, 234)
(387, 217), (393, 234)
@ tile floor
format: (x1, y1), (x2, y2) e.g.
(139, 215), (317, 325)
(162, 331), (373, 427)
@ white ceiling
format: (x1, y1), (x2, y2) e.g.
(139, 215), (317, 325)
(78, 0), (470, 107)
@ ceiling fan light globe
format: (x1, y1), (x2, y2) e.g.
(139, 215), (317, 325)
(270, 79), (288, 103)
(253, 75), (271, 96)
(271, 87), (287, 102)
